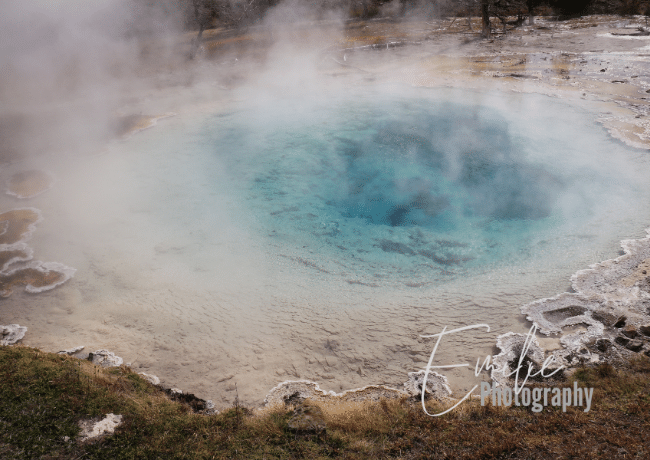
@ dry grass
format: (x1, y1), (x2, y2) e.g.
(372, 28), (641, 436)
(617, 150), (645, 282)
(2, 345), (650, 458)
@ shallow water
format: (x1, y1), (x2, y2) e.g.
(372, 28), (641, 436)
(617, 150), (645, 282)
(12, 83), (650, 407)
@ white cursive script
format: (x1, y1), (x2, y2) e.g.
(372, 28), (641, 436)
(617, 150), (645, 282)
(419, 324), (564, 416)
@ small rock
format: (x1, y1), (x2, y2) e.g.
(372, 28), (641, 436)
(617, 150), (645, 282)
(264, 381), (321, 407)
(491, 331), (546, 386)
(592, 311), (617, 327)
(203, 400), (219, 415)
(639, 325), (650, 337)
(621, 326), (638, 339)
(563, 367), (578, 379)
(614, 336), (630, 347)
(138, 373), (160, 385)
(404, 370), (452, 400)
(613, 316), (627, 328)
(58, 346), (85, 355)
(88, 350), (123, 367)
(79, 413), (123, 441)
(0, 324), (27, 345)
(287, 403), (326, 434)
(626, 340), (644, 352)
(595, 338), (611, 352)
(164, 387), (216, 412)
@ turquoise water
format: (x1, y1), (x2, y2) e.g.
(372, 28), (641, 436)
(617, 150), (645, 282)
(182, 84), (648, 287)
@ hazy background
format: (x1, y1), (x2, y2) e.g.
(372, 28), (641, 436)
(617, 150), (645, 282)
(1, 0), (645, 163)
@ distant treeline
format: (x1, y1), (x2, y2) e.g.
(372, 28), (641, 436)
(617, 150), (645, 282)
(131, 0), (650, 32)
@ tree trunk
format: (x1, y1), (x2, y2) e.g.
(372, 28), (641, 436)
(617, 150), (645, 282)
(190, 24), (204, 60)
(190, 0), (204, 60)
(527, 0), (535, 25)
(481, 0), (490, 37)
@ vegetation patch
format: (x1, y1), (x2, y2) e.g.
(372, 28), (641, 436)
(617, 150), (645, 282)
(1, 345), (650, 458)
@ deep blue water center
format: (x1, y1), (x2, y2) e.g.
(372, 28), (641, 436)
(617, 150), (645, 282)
(199, 86), (636, 285)
(336, 106), (557, 226)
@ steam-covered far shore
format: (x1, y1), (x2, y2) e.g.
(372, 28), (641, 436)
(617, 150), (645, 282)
(3, 0), (650, 410)
(3, 0), (650, 162)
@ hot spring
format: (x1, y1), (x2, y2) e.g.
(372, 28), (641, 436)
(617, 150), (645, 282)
(24, 83), (650, 406)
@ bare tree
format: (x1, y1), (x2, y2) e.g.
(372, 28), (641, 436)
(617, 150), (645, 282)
(465, 0), (478, 31)
(187, 0), (280, 58)
(481, 0), (490, 36)
(189, 0), (206, 58)
(527, 0), (536, 23)
(188, 0), (225, 59)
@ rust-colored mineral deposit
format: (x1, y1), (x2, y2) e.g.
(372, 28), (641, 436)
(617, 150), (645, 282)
(113, 113), (175, 139)
(6, 170), (54, 199)
(0, 261), (75, 298)
(0, 208), (42, 245)
(0, 243), (32, 271)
